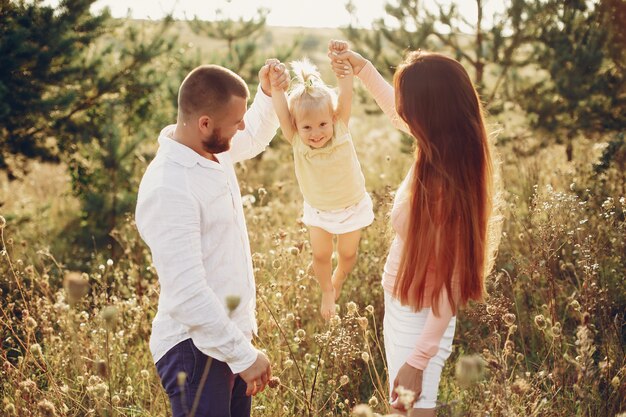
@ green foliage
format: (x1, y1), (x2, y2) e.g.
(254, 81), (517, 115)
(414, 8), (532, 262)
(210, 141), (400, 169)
(517, 0), (626, 160)
(63, 19), (179, 248)
(187, 7), (300, 96)
(0, 0), (109, 178)
(343, 0), (539, 104)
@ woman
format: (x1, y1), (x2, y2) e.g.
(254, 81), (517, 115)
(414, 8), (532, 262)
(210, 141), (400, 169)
(328, 41), (502, 416)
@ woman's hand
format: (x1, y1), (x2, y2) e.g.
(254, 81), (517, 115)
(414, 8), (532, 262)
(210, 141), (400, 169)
(391, 362), (423, 412)
(327, 40), (367, 76)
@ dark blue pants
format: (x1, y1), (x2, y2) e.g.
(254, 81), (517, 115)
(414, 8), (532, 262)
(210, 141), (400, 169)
(155, 339), (251, 417)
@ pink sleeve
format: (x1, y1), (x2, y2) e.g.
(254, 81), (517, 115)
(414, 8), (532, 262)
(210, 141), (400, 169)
(355, 61), (410, 135)
(406, 287), (455, 370)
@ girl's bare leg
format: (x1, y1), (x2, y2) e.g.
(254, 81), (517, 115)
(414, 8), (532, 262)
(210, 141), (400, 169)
(332, 229), (361, 301)
(309, 226), (335, 319)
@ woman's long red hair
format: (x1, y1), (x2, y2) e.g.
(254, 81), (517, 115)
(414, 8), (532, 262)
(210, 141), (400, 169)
(393, 51), (500, 315)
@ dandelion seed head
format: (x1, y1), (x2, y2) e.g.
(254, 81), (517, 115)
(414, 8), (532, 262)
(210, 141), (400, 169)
(37, 399), (56, 417)
(352, 404), (374, 417)
(346, 302), (358, 315)
(25, 317), (38, 330)
(503, 313), (516, 326)
(30, 343), (42, 357)
(534, 314), (547, 330)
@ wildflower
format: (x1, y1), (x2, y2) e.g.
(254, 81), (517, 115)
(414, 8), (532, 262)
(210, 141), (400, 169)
(288, 246), (300, 256)
(295, 329), (306, 339)
(357, 317), (368, 330)
(365, 305), (374, 314)
(125, 386), (133, 397)
(339, 375), (349, 385)
(106, 259), (113, 267)
(37, 399), (56, 417)
(30, 343), (43, 357)
(552, 322), (562, 337)
(361, 352), (370, 362)
(95, 360), (107, 377)
(19, 379), (36, 392)
(368, 396), (379, 407)
(285, 313), (295, 322)
(284, 359), (294, 368)
(511, 378), (531, 395)
(140, 369), (150, 379)
(346, 301), (358, 315)
(271, 259), (282, 270)
(611, 376), (620, 389)
(329, 316), (341, 327)
(101, 306), (118, 330)
(64, 272), (89, 305)
(455, 355), (486, 386)
(504, 340), (514, 353)
(258, 188), (267, 199)
(486, 305), (496, 315)
(352, 404), (374, 417)
(25, 317), (38, 330)
(395, 386), (416, 410)
(503, 313), (516, 326)
(534, 314), (547, 330)
(0, 215), (6, 229)
(268, 376), (280, 388)
(111, 395), (121, 406)
(3, 403), (16, 415)
(569, 300), (581, 311)
(225, 296), (241, 313)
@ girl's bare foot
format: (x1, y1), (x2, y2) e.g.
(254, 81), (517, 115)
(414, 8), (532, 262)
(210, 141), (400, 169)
(331, 267), (348, 301)
(320, 289), (336, 320)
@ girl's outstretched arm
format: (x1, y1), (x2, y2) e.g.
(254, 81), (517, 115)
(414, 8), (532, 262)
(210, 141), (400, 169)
(329, 40), (353, 126)
(328, 42), (410, 135)
(267, 60), (296, 143)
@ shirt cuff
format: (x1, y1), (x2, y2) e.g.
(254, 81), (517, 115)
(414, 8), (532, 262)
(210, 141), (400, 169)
(226, 340), (258, 374)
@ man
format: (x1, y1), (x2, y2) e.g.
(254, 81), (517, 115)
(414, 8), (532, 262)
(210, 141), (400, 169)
(135, 60), (289, 417)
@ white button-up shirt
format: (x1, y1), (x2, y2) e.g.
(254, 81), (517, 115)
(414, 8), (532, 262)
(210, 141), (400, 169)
(135, 89), (278, 373)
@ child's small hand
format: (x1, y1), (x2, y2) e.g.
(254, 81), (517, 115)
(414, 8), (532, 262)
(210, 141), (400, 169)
(261, 58), (289, 94)
(269, 62), (289, 91)
(328, 39), (349, 54)
(327, 40), (368, 77)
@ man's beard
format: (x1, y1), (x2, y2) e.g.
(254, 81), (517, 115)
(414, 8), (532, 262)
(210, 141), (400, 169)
(201, 128), (231, 154)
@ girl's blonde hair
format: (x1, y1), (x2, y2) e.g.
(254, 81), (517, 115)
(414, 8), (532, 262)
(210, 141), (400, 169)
(287, 59), (337, 126)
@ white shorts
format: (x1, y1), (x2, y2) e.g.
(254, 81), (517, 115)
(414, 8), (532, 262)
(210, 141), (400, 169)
(383, 291), (456, 409)
(302, 193), (374, 235)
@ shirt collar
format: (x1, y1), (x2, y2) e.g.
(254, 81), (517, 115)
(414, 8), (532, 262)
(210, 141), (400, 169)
(157, 124), (222, 169)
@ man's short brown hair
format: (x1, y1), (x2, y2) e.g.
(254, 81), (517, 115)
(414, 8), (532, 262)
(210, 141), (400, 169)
(178, 65), (249, 120)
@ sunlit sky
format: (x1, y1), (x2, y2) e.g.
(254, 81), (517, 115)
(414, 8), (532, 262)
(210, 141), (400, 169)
(55, 0), (503, 29)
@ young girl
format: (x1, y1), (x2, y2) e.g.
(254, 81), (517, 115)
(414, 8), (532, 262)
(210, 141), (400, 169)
(267, 53), (374, 320)
(329, 41), (502, 416)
